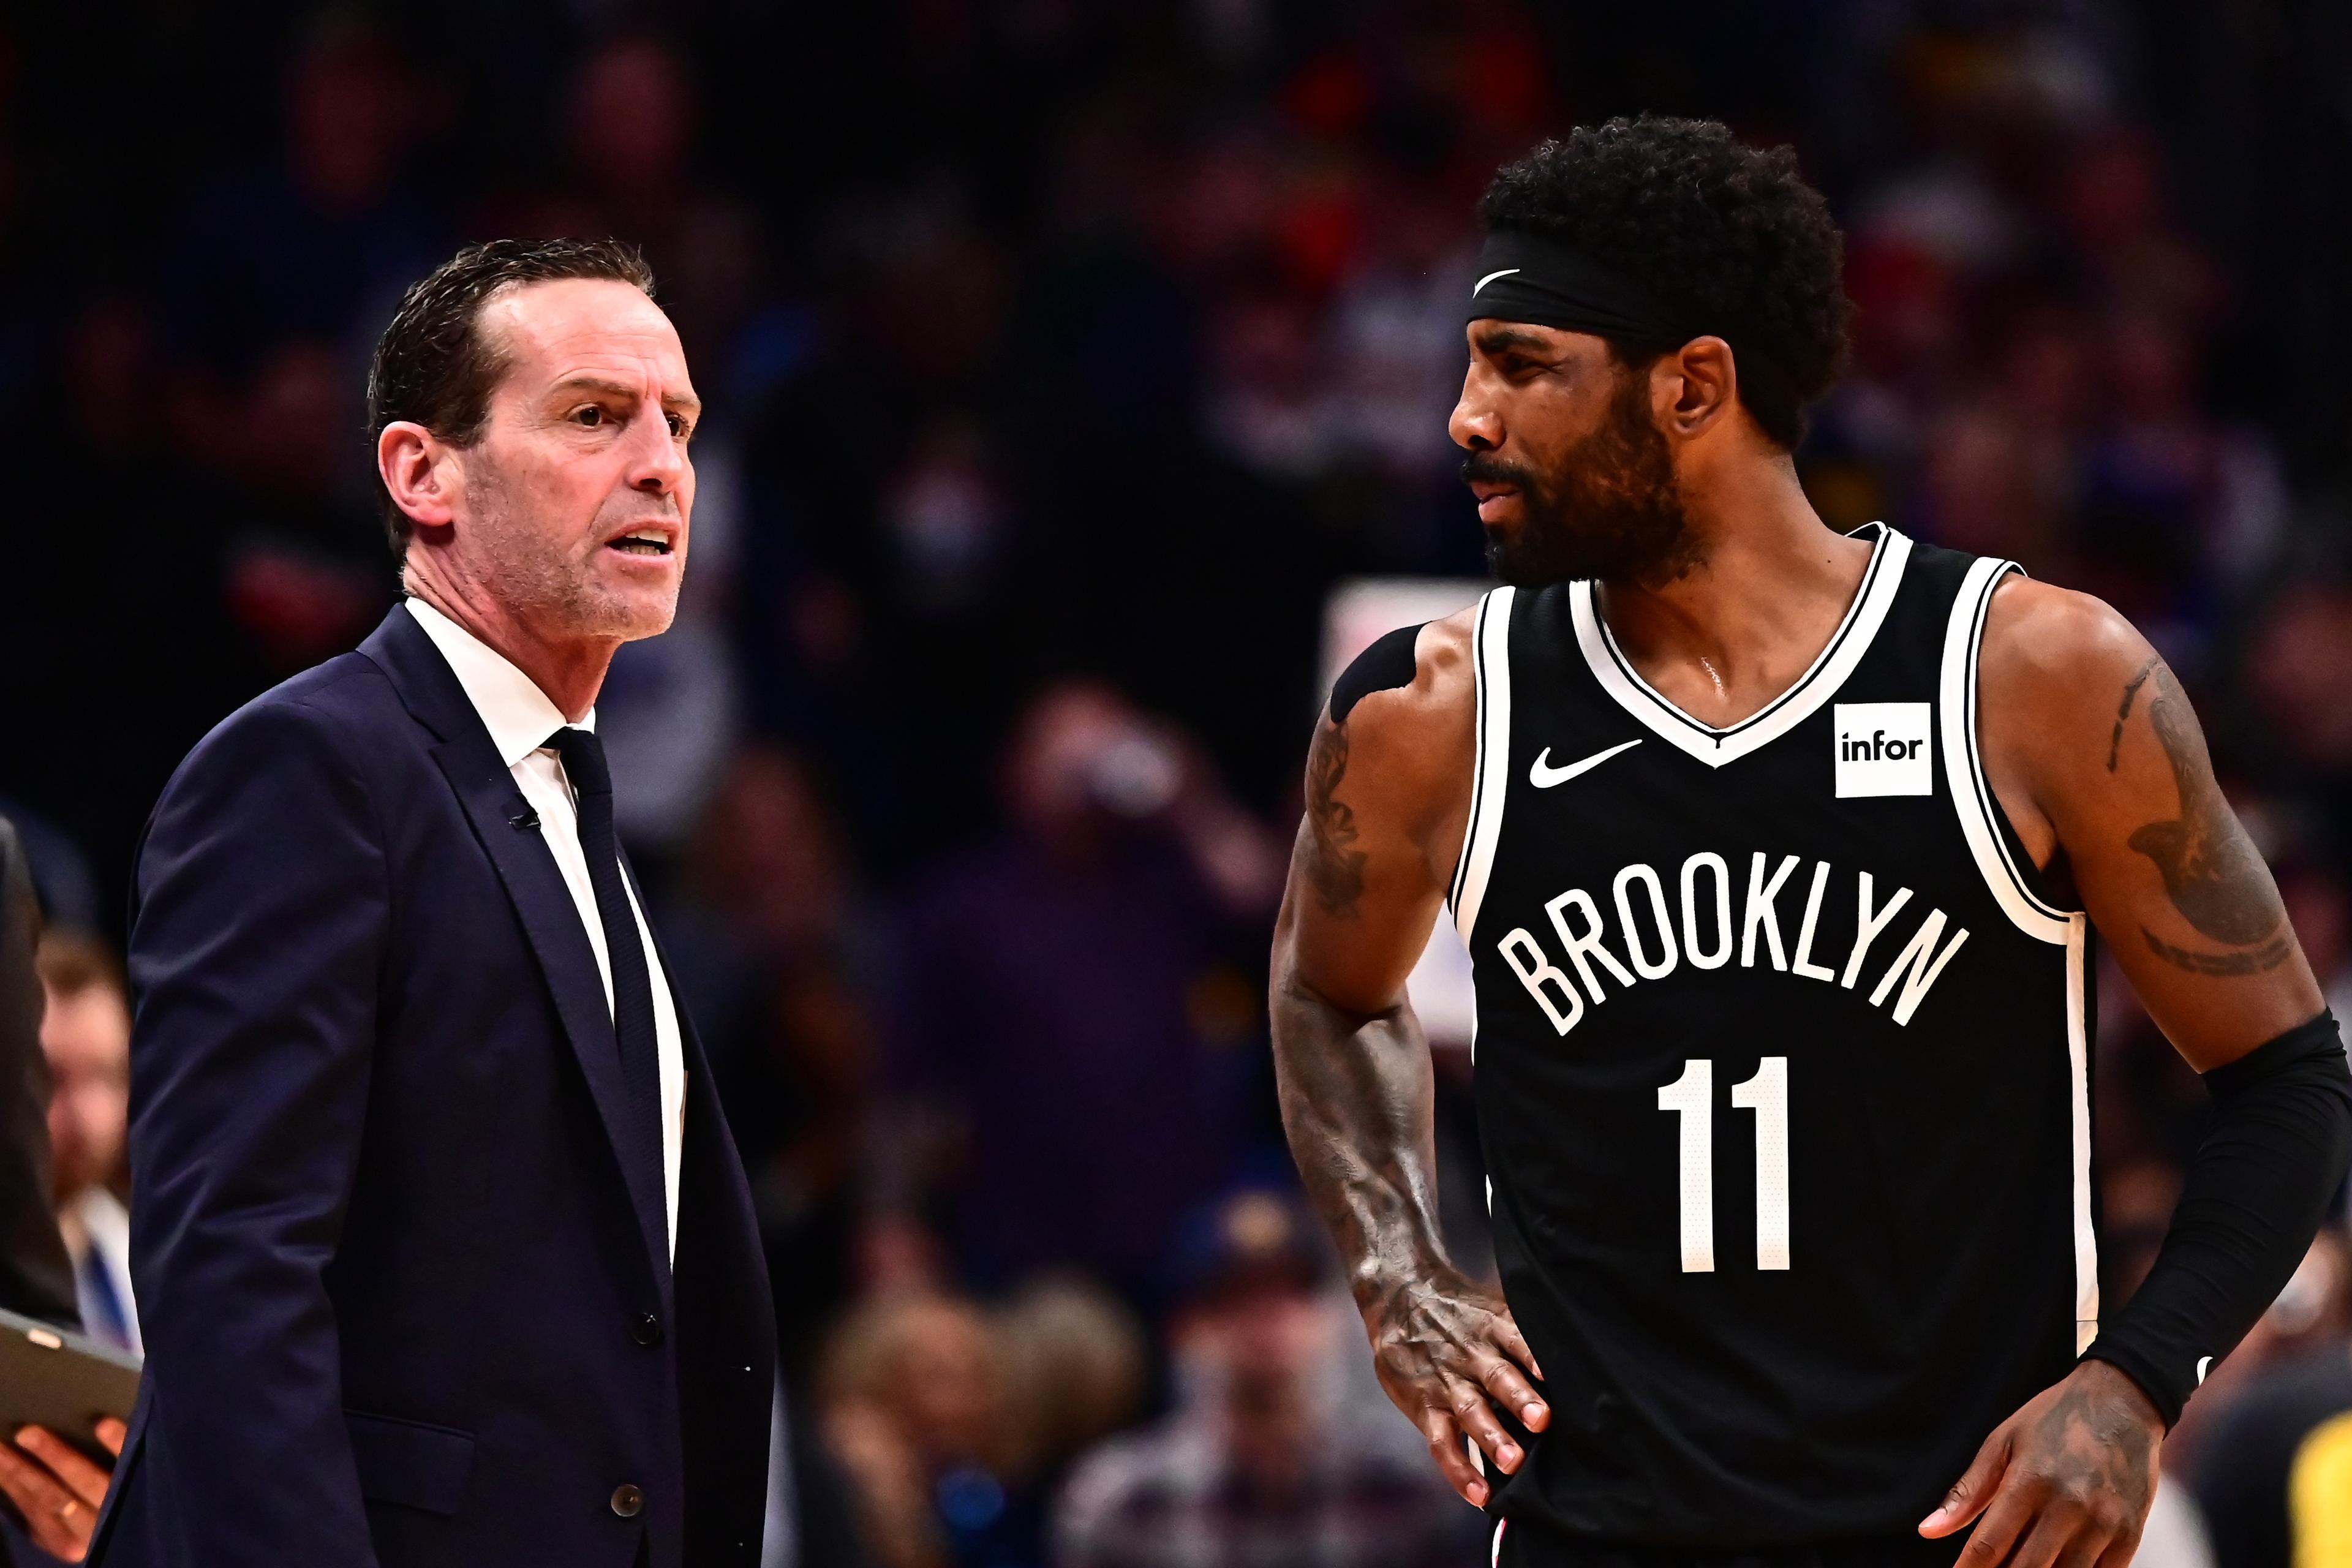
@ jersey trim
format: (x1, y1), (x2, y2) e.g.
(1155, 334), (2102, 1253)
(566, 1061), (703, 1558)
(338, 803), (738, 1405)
(1568, 524), (1915, 769)
(1943, 556), (2098, 1343)
(1450, 586), (1517, 942)
(1938, 556), (2075, 944)
(2066, 913), (2099, 1352)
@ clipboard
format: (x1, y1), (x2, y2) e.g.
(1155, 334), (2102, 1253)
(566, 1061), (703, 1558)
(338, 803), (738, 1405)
(0, 1305), (139, 1464)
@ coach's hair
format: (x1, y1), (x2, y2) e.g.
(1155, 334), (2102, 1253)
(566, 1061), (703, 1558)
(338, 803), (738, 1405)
(1479, 116), (1851, 450)
(366, 237), (658, 556)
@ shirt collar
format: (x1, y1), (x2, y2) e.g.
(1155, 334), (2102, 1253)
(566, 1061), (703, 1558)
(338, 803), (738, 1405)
(403, 596), (595, 767)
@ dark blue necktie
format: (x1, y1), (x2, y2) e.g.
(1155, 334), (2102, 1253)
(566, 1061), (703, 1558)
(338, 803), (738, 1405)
(77, 1242), (129, 1351)
(546, 728), (666, 1188)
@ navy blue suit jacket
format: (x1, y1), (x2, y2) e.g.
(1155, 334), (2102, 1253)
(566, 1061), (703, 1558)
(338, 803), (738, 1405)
(91, 608), (775, 1568)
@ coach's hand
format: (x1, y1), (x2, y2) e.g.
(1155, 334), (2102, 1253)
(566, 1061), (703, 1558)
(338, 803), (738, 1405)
(1921, 1359), (2160, 1568)
(1362, 1264), (1548, 1508)
(0, 1418), (124, 1561)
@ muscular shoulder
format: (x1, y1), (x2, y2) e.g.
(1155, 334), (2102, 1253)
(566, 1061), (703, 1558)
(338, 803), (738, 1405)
(1333, 608), (1476, 736)
(1325, 609), (1477, 802)
(1975, 573), (2169, 854)
(1978, 575), (2155, 706)
(1978, 575), (2163, 777)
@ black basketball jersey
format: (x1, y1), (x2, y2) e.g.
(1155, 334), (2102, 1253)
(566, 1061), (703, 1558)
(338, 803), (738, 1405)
(1453, 526), (2097, 1555)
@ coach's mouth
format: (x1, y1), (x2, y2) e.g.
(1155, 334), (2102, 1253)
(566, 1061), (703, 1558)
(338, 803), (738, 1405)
(605, 524), (677, 557)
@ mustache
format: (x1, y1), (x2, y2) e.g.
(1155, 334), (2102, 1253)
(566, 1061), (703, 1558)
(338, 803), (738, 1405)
(1460, 452), (1540, 491)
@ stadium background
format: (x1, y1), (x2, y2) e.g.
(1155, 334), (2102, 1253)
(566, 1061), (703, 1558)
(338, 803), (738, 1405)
(6, 2), (2352, 1564)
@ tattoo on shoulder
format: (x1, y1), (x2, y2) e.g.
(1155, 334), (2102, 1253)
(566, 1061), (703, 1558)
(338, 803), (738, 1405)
(2106, 658), (2156, 772)
(2122, 663), (2291, 974)
(1305, 720), (1368, 917)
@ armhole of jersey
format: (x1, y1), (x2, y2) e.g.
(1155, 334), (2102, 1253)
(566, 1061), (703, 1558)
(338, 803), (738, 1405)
(1943, 557), (2100, 1345)
(1449, 586), (1516, 944)
(1939, 557), (2074, 945)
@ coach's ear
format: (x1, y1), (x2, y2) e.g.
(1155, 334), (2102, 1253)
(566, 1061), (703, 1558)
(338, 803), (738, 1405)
(377, 420), (461, 532)
(1657, 335), (1738, 441)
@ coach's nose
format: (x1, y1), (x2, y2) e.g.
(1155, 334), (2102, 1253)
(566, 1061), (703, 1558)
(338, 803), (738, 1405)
(625, 405), (687, 496)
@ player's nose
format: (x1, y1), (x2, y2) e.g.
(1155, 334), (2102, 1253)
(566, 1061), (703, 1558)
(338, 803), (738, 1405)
(1449, 385), (1502, 451)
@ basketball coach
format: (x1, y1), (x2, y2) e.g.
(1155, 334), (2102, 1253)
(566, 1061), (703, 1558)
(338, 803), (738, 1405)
(87, 239), (774, 1567)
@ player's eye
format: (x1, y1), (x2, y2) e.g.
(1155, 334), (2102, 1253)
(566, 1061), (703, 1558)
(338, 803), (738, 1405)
(573, 405), (606, 428)
(666, 412), (691, 439)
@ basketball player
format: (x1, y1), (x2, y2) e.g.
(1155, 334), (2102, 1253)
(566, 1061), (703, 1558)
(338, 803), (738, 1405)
(1270, 116), (2352, 1568)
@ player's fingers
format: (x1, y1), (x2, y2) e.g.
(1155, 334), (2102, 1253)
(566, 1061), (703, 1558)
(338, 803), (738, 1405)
(2003, 1502), (2090, 1568)
(15, 1427), (110, 1507)
(1472, 1350), (1550, 1435)
(2052, 1518), (2116, 1568)
(1950, 1478), (2037, 1568)
(94, 1417), (126, 1458)
(1920, 1423), (2013, 1536)
(2091, 1526), (2144, 1568)
(1415, 1406), (1489, 1508)
(1444, 1376), (1527, 1476)
(1490, 1316), (1544, 1385)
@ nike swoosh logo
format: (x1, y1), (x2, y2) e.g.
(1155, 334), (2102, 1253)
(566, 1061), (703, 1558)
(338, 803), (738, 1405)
(1529, 739), (1643, 788)
(1472, 268), (1520, 297)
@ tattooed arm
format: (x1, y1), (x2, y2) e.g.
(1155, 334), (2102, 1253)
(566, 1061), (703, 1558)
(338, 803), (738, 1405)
(1916, 578), (2336, 1568)
(1978, 577), (2323, 1061)
(1269, 610), (1550, 1509)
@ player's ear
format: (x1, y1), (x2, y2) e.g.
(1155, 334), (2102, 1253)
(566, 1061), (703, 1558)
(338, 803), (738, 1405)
(378, 420), (461, 532)
(1660, 336), (1737, 439)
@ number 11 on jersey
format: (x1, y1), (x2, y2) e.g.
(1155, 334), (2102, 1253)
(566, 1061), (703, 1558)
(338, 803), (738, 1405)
(1656, 1057), (1791, 1272)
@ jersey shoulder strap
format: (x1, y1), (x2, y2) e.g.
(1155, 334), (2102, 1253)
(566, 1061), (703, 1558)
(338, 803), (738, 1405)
(1449, 585), (1517, 940)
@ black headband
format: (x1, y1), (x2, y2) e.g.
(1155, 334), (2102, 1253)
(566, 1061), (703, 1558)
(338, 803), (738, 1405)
(1465, 228), (1701, 346)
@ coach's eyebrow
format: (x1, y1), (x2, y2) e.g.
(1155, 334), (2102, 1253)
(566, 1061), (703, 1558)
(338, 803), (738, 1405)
(549, 376), (702, 418)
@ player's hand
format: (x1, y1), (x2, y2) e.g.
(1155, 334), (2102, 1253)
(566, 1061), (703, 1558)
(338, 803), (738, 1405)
(1920, 1359), (2160, 1568)
(0, 1418), (124, 1562)
(1360, 1265), (1549, 1507)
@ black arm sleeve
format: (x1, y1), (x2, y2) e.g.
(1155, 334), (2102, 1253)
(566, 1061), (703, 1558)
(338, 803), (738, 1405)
(2083, 1009), (2352, 1426)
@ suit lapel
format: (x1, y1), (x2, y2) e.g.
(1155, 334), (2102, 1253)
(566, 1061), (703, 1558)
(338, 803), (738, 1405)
(360, 608), (673, 1296)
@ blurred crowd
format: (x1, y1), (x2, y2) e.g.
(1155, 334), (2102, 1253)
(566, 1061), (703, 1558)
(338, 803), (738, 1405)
(6, 1), (2352, 1564)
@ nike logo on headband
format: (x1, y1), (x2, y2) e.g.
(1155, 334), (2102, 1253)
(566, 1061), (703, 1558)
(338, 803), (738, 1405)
(1472, 268), (1520, 297)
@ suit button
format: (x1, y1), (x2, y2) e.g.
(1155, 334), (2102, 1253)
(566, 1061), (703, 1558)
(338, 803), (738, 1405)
(632, 1312), (663, 1346)
(611, 1484), (644, 1518)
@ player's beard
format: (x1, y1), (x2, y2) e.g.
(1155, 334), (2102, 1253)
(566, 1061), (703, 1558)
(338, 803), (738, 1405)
(1468, 371), (1698, 589)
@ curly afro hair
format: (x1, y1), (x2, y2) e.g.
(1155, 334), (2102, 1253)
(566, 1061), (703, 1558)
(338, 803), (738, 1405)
(1479, 116), (1851, 450)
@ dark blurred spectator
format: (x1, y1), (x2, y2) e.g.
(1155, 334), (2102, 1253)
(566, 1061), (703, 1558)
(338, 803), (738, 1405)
(2171, 1227), (2352, 1477)
(1054, 1190), (1483, 1568)
(2186, 1223), (2352, 1567)
(665, 744), (884, 1366)
(158, 18), (439, 374)
(998, 1277), (1150, 1478)
(197, 335), (397, 676)
(150, 21), (417, 693)
(0, 816), (75, 1327)
(36, 932), (137, 1353)
(821, 1291), (1040, 1568)
(892, 681), (1284, 1310)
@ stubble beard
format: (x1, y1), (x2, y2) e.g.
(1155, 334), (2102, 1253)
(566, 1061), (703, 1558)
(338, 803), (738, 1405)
(1473, 373), (1700, 591)
(464, 465), (679, 644)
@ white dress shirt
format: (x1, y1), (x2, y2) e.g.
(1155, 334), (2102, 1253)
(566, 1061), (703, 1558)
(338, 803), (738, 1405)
(405, 597), (685, 1259)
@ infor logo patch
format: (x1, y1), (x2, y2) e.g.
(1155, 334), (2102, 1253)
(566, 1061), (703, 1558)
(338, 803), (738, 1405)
(1834, 703), (1932, 797)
